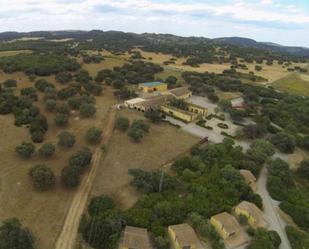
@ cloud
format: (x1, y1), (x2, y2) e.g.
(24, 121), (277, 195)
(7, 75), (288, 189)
(0, 0), (308, 46)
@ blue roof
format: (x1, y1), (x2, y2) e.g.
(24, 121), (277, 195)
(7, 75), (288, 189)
(140, 81), (165, 87)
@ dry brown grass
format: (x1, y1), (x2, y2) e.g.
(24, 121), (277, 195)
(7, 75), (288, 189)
(0, 70), (118, 248)
(91, 109), (199, 210)
(0, 50), (33, 57)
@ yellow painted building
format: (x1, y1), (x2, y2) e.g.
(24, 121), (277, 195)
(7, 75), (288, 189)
(187, 103), (208, 116)
(139, 82), (168, 93)
(234, 201), (268, 229)
(210, 212), (241, 240)
(168, 223), (203, 249)
(161, 105), (198, 123)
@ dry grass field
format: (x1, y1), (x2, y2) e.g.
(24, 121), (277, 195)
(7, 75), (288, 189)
(0, 50), (32, 57)
(271, 73), (309, 96)
(0, 68), (118, 248)
(91, 109), (199, 210)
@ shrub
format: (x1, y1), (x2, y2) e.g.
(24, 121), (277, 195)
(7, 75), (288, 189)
(79, 103), (96, 117)
(16, 142), (35, 158)
(115, 117), (130, 131)
(144, 110), (162, 123)
(217, 123), (228, 129)
(131, 119), (150, 133)
(38, 143), (55, 158)
(58, 131), (75, 148)
(29, 164), (55, 191)
(128, 127), (144, 142)
(86, 127), (102, 144)
(255, 65), (262, 71)
(54, 113), (69, 126)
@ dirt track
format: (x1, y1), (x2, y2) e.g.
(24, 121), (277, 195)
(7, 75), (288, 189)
(55, 107), (116, 249)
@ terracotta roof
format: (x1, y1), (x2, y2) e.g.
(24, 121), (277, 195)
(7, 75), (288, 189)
(122, 226), (151, 249)
(235, 201), (268, 228)
(169, 223), (203, 248)
(211, 212), (241, 234)
(137, 95), (174, 108)
(169, 87), (191, 97)
(240, 170), (256, 184)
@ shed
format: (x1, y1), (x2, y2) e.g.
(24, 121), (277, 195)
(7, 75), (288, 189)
(121, 226), (152, 249)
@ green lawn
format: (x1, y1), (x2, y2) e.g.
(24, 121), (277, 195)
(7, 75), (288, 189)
(272, 73), (309, 96)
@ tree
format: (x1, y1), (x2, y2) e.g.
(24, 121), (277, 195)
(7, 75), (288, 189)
(88, 194), (115, 217)
(31, 130), (44, 143)
(54, 113), (69, 126)
(247, 229), (281, 249)
(16, 142), (35, 158)
(55, 72), (72, 84)
(61, 164), (81, 187)
(128, 127), (144, 142)
(79, 103), (96, 117)
(115, 117), (130, 131)
(29, 164), (55, 191)
(243, 124), (266, 139)
(0, 218), (35, 249)
(298, 160), (309, 179)
(69, 147), (93, 169)
(86, 127), (102, 144)
(45, 99), (57, 112)
(255, 65), (262, 71)
(131, 119), (150, 133)
(166, 75), (177, 88)
(271, 132), (295, 153)
(145, 110), (162, 123)
(3, 79), (17, 88)
(58, 131), (76, 148)
(38, 143), (55, 158)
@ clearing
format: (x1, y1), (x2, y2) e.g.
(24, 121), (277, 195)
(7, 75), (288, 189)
(271, 73), (309, 96)
(0, 69), (118, 249)
(0, 50), (32, 57)
(90, 109), (199, 210)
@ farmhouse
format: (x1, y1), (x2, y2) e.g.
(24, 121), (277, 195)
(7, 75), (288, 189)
(120, 226), (152, 249)
(161, 105), (198, 123)
(210, 212), (248, 248)
(169, 87), (192, 100)
(124, 98), (146, 109)
(234, 201), (268, 229)
(187, 103), (208, 116)
(168, 223), (203, 249)
(210, 212), (240, 240)
(239, 169), (257, 191)
(139, 82), (168, 93)
(125, 95), (173, 112)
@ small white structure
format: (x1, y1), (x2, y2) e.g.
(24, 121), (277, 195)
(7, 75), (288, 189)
(124, 98), (146, 109)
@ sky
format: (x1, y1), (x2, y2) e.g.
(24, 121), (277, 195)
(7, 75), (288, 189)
(0, 0), (308, 47)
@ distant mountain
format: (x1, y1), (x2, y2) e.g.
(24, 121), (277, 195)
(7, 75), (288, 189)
(0, 30), (308, 57)
(213, 37), (309, 57)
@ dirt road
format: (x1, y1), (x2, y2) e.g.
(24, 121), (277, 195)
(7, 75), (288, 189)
(55, 107), (116, 249)
(257, 167), (291, 249)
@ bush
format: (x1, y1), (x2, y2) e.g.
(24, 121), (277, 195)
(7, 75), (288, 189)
(38, 143), (55, 158)
(86, 127), (102, 144)
(144, 110), (162, 123)
(54, 113), (69, 126)
(58, 131), (76, 148)
(255, 65), (262, 71)
(217, 123), (228, 129)
(29, 164), (55, 191)
(115, 117), (130, 131)
(79, 103), (96, 117)
(16, 142), (35, 158)
(128, 127), (144, 142)
(0, 218), (35, 249)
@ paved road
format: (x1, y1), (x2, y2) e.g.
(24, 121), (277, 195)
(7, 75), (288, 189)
(55, 107), (116, 249)
(257, 167), (291, 249)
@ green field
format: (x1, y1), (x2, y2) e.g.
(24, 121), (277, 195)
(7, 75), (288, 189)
(0, 50), (32, 57)
(272, 73), (309, 96)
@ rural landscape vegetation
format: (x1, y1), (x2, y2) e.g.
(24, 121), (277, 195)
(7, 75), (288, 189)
(0, 28), (308, 249)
